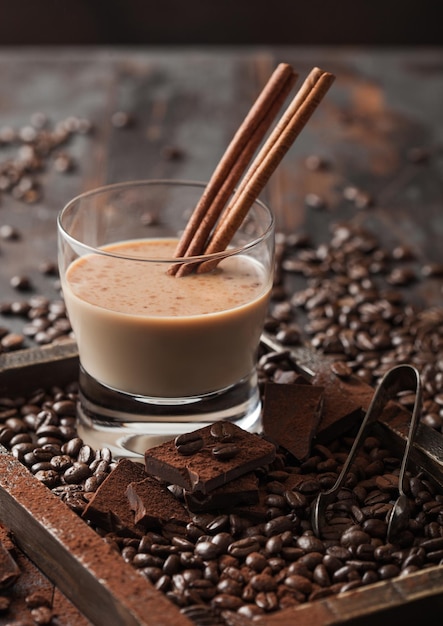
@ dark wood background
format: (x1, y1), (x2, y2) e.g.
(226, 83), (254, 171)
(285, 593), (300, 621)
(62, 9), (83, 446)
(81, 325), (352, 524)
(1, 1), (442, 46)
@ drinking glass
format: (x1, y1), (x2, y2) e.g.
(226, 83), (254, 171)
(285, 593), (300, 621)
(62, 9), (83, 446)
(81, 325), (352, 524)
(58, 180), (274, 457)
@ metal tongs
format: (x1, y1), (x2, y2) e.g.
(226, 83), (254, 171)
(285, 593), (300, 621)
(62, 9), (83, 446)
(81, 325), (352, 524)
(311, 364), (422, 542)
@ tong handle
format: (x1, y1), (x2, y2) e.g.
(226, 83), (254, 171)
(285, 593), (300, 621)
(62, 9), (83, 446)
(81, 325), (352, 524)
(312, 364), (422, 538)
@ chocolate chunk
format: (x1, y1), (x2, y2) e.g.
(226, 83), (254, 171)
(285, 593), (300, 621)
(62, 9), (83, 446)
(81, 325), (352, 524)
(313, 368), (373, 443)
(82, 459), (147, 535)
(184, 472), (259, 513)
(126, 476), (190, 529)
(0, 539), (20, 589)
(144, 422), (276, 494)
(262, 382), (324, 461)
(229, 489), (269, 523)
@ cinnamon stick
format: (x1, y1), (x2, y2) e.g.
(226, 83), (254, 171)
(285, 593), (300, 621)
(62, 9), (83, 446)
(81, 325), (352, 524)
(169, 63), (297, 276)
(197, 67), (335, 273)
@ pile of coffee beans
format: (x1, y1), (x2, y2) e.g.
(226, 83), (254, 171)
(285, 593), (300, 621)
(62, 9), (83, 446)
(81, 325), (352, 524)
(1, 367), (442, 624)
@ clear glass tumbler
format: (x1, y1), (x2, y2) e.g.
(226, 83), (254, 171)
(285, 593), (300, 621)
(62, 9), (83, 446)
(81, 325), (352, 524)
(58, 180), (274, 458)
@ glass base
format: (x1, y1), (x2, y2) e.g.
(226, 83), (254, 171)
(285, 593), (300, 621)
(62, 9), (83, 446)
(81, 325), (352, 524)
(77, 367), (262, 459)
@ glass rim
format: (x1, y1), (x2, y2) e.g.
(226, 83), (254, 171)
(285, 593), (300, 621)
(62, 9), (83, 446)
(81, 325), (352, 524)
(57, 179), (275, 264)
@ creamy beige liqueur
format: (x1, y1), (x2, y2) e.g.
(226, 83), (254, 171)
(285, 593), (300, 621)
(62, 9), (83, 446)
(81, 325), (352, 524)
(63, 239), (271, 398)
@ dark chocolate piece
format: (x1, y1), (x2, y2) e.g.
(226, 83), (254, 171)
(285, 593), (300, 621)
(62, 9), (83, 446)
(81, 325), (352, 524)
(183, 472), (259, 513)
(0, 538), (20, 589)
(82, 459), (147, 535)
(313, 368), (373, 443)
(262, 382), (324, 461)
(228, 489), (269, 522)
(126, 476), (190, 528)
(144, 422), (276, 494)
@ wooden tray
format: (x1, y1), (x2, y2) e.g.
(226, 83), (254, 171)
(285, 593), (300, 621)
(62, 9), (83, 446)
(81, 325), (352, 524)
(1, 342), (443, 626)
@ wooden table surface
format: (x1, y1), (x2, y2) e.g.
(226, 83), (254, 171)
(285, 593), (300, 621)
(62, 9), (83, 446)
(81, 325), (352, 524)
(1, 46), (442, 337)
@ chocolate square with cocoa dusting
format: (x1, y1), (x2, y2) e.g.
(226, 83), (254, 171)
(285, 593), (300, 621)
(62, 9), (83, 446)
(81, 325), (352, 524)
(126, 476), (190, 529)
(144, 422), (276, 494)
(82, 459), (147, 536)
(262, 382), (324, 461)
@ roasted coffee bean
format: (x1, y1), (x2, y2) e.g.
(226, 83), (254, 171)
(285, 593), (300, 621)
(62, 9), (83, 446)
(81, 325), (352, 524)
(209, 421), (236, 441)
(296, 534), (325, 553)
(34, 469), (59, 487)
(63, 462), (92, 483)
(355, 543), (375, 561)
(330, 360), (353, 378)
(228, 538), (260, 558)
(52, 400), (76, 416)
(284, 490), (307, 510)
(6, 417), (27, 433)
(111, 111), (132, 128)
(284, 573), (313, 595)
(30, 605), (53, 623)
(245, 551), (268, 572)
(175, 432), (204, 456)
(77, 445), (95, 464)
(264, 534), (283, 555)
(216, 578), (242, 596)
(211, 532), (232, 553)
(195, 541), (222, 560)
(375, 474), (399, 492)
(0, 427), (14, 445)
(211, 443), (239, 461)
(313, 563), (331, 587)
(211, 593), (243, 610)
(264, 515), (295, 537)
(333, 565), (361, 583)
(374, 544), (395, 563)
(362, 518), (388, 538)
(0, 224), (20, 240)
(31, 458), (53, 473)
(340, 526), (371, 550)
(172, 536), (194, 552)
(250, 573), (276, 592)
(326, 546), (352, 561)
(10, 275), (32, 291)
(255, 590), (279, 611)
(323, 554), (344, 574)
(9, 433), (33, 447)
(298, 552), (324, 571)
(265, 494), (287, 509)
(378, 563), (401, 579)
(420, 537), (443, 552)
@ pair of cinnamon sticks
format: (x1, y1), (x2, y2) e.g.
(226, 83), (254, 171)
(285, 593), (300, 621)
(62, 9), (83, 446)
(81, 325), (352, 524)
(169, 64), (335, 276)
